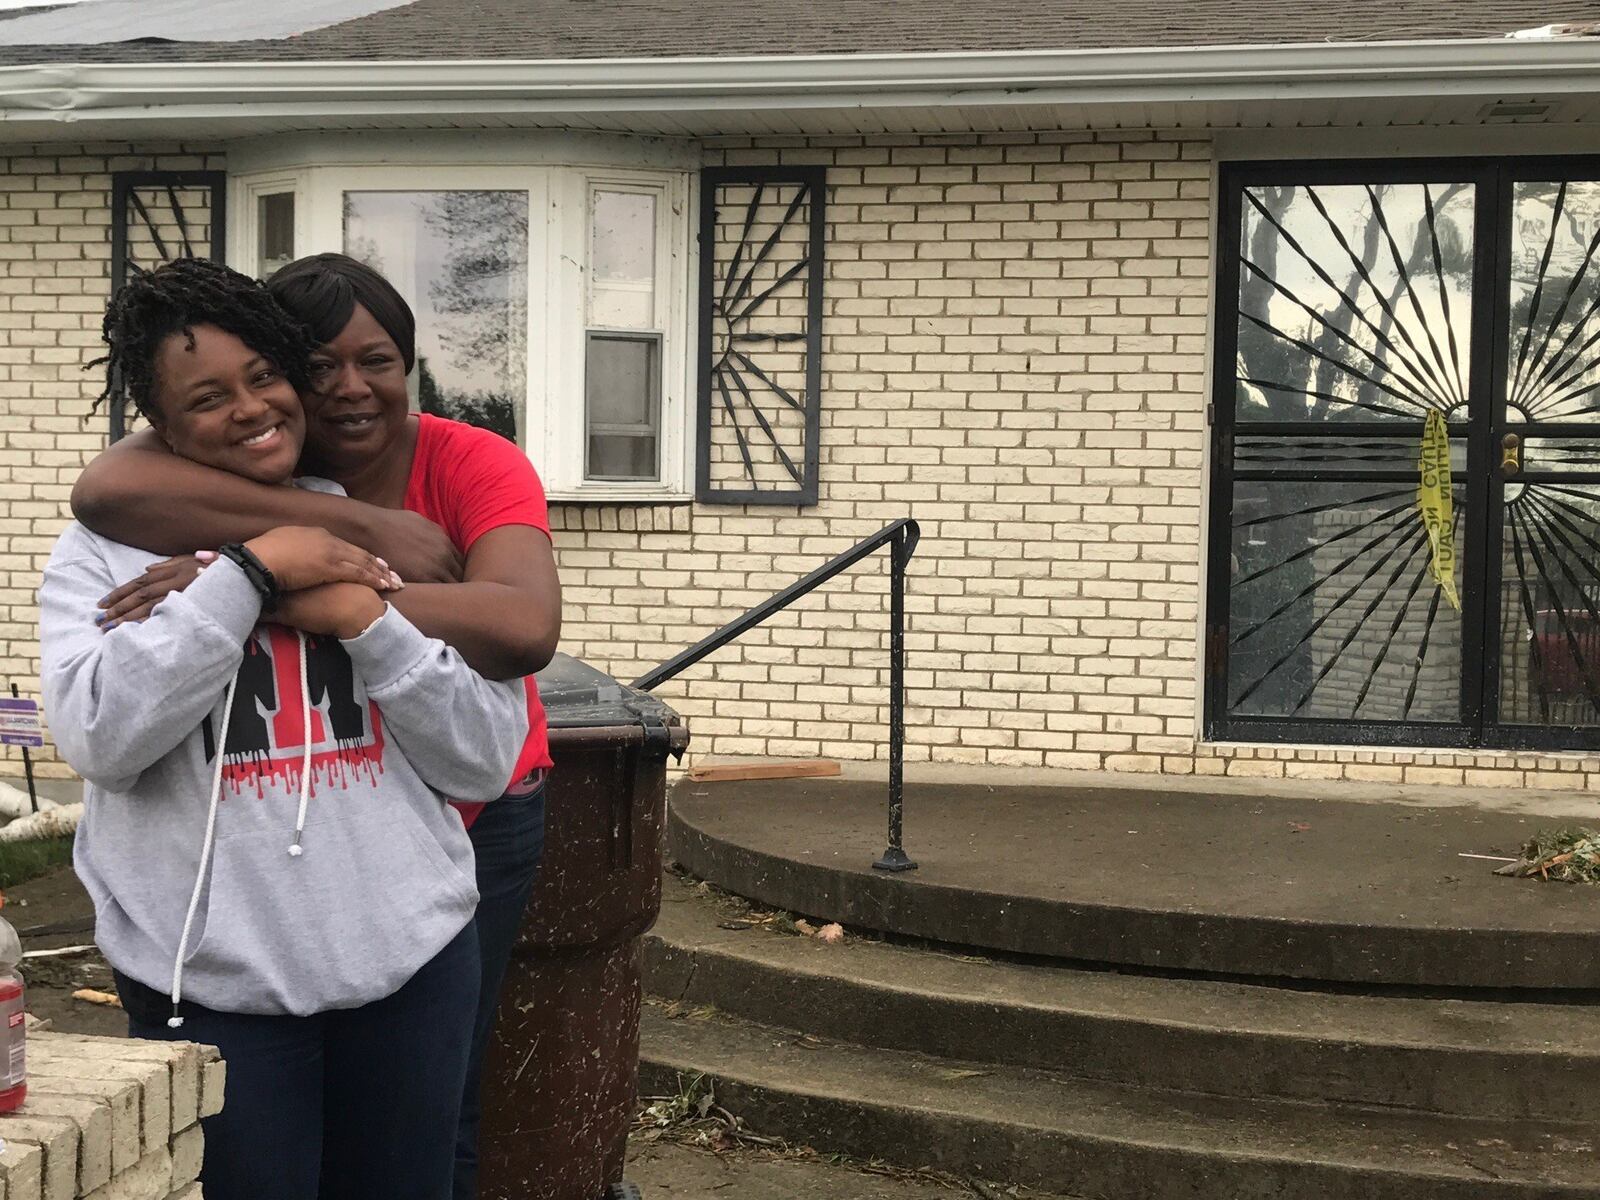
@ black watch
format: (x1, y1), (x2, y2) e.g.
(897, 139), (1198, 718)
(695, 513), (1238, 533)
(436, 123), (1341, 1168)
(216, 543), (280, 613)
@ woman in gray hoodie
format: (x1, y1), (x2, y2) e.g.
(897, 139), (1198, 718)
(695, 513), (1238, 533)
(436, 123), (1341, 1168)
(39, 259), (528, 1200)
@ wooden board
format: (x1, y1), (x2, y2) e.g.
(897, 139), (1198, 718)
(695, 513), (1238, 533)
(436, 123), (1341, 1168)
(686, 759), (842, 783)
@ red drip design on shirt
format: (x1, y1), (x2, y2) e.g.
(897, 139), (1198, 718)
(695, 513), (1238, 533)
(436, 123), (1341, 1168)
(204, 625), (386, 796)
(223, 712), (386, 798)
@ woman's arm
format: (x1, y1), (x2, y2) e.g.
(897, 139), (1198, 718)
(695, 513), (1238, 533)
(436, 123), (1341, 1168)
(71, 430), (463, 583)
(378, 421), (562, 680)
(40, 541), (262, 790)
(276, 584), (529, 801)
(99, 528), (560, 682)
(385, 525), (561, 681)
(94, 488), (561, 682)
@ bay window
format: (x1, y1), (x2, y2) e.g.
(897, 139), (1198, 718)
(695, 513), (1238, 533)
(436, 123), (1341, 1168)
(230, 141), (695, 501)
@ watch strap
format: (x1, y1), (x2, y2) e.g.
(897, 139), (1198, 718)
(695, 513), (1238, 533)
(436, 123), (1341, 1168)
(216, 543), (280, 613)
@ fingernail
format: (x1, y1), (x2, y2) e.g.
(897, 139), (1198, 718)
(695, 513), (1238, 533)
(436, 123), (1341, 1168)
(390, 573), (405, 590)
(94, 612), (108, 624)
(376, 558), (390, 571)
(196, 550), (217, 563)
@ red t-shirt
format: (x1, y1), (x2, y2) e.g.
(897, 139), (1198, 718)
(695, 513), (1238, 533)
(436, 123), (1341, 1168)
(403, 414), (552, 827)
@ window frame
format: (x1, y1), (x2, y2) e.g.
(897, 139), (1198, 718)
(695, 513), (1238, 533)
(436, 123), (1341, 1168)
(228, 153), (696, 502)
(544, 167), (693, 501)
(584, 330), (665, 482)
(228, 170), (307, 282)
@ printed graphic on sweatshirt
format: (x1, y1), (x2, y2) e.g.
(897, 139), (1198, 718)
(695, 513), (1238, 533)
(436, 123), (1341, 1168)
(201, 625), (386, 797)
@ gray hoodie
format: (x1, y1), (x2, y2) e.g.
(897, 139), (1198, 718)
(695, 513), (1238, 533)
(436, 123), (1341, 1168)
(39, 520), (528, 1018)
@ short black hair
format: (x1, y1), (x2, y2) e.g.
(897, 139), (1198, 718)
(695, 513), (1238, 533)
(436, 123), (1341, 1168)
(268, 253), (417, 372)
(92, 257), (316, 427)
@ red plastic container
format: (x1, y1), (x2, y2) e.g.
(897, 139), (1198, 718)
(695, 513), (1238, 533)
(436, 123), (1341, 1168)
(0, 916), (26, 1112)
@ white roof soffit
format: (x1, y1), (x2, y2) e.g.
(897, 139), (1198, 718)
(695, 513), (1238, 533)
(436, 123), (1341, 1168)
(2, 39), (1600, 128)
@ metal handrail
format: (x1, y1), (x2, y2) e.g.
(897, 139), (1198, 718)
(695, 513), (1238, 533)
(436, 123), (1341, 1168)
(633, 518), (921, 872)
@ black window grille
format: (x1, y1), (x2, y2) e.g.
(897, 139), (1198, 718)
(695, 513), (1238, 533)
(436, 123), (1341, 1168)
(696, 167), (824, 505)
(107, 170), (228, 442)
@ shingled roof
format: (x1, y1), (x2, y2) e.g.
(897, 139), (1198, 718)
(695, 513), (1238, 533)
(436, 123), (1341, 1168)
(0, 0), (1595, 66)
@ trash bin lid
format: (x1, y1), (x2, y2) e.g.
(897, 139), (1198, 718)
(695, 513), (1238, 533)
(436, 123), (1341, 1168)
(534, 652), (685, 738)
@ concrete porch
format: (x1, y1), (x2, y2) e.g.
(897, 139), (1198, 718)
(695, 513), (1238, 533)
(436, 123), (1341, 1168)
(643, 774), (1600, 1198)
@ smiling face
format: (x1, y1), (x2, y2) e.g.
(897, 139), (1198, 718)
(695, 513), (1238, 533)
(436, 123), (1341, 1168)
(148, 324), (305, 485)
(300, 303), (411, 476)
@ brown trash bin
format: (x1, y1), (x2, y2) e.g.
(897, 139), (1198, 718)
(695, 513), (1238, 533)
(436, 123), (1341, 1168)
(477, 653), (688, 1200)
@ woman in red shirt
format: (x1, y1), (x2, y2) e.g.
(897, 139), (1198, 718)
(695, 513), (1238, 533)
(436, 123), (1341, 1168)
(73, 254), (560, 1200)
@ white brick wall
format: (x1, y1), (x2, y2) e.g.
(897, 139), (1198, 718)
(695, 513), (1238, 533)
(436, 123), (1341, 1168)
(619, 131), (1216, 773)
(556, 131), (1600, 791)
(1, 132), (1595, 791)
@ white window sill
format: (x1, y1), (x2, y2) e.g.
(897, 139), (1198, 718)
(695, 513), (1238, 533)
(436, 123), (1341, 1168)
(546, 486), (692, 506)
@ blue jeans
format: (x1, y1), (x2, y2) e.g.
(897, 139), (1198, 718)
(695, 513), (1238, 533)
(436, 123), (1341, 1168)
(455, 784), (546, 1200)
(120, 923), (479, 1200)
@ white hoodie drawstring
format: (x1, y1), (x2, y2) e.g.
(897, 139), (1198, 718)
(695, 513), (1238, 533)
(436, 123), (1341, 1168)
(168, 633), (313, 1029)
(168, 674), (239, 1029)
(288, 630), (312, 857)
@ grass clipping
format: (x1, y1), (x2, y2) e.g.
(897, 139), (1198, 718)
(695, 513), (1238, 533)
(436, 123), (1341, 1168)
(1495, 827), (1600, 884)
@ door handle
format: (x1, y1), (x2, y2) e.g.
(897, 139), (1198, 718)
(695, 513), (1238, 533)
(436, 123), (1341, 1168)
(1501, 432), (1522, 477)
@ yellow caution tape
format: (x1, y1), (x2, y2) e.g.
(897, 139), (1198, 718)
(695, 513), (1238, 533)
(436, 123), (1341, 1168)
(1417, 410), (1461, 613)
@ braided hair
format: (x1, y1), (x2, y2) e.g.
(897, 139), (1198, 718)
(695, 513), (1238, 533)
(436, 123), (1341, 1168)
(91, 258), (316, 427)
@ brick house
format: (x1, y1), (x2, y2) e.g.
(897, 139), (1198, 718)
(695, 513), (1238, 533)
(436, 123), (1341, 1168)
(4, 0), (1600, 790)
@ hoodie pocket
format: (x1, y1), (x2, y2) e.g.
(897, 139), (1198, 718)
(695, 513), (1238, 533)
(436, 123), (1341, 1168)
(180, 793), (478, 1016)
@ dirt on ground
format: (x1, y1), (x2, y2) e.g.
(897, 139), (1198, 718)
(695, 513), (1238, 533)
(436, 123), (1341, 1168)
(7, 865), (123, 1037)
(626, 1142), (1002, 1198)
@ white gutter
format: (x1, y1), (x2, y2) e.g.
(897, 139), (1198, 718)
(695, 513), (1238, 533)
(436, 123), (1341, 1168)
(2, 38), (1599, 124)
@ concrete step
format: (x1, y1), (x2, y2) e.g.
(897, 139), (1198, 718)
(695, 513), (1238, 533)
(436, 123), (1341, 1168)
(644, 873), (1600, 1123)
(639, 1003), (1600, 1200)
(668, 779), (1600, 988)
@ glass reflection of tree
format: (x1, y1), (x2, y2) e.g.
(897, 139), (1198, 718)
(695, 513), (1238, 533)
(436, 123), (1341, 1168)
(1500, 182), (1600, 727)
(1236, 183), (1472, 424)
(421, 193), (527, 443)
(1228, 183), (1472, 721)
(1508, 182), (1600, 423)
(343, 194), (381, 276)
